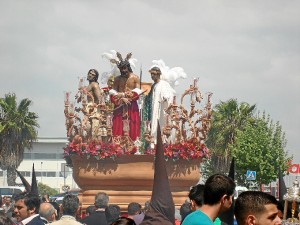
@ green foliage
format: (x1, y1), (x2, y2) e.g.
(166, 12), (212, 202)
(0, 93), (39, 185)
(38, 183), (59, 196)
(203, 98), (291, 188)
(204, 99), (256, 177)
(207, 99), (256, 152)
(231, 112), (291, 188)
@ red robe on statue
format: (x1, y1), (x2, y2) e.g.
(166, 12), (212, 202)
(111, 92), (140, 141)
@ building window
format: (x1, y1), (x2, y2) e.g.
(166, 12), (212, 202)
(35, 172), (41, 177)
(0, 171), (3, 177)
(46, 172), (56, 177)
(35, 172), (47, 177)
(20, 171), (31, 177)
(33, 153), (57, 159)
(23, 153), (64, 160)
(36, 171), (57, 177)
(23, 153), (32, 159)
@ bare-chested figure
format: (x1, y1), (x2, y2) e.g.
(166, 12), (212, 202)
(83, 69), (104, 140)
(86, 69), (102, 104)
(109, 53), (141, 141)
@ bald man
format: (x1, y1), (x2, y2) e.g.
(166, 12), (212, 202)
(39, 203), (57, 224)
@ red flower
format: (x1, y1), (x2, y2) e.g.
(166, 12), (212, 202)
(64, 139), (209, 161)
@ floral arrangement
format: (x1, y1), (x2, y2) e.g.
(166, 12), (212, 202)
(63, 139), (210, 163)
(162, 141), (209, 160)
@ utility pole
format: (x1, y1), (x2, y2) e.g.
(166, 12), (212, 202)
(64, 164), (66, 186)
(41, 162), (43, 183)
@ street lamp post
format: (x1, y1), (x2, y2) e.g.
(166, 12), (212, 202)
(41, 162), (43, 183)
(62, 164), (70, 193)
(63, 164), (66, 186)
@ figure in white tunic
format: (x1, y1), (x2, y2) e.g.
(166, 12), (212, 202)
(143, 67), (175, 141)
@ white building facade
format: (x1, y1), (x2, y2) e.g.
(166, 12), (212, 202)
(0, 137), (78, 192)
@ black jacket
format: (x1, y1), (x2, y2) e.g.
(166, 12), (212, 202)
(27, 215), (45, 225)
(81, 211), (108, 225)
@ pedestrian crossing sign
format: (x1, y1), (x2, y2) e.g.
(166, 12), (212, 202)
(246, 170), (256, 181)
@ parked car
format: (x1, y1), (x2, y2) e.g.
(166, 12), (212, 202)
(234, 186), (248, 200)
(0, 186), (25, 198)
(50, 188), (81, 202)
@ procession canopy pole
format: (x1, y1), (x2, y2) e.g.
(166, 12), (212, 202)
(283, 199), (288, 221)
(140, 64), (142, 89)
(139, 64), (143, 127)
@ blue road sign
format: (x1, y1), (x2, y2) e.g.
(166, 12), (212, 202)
(246, 170), (256, 181)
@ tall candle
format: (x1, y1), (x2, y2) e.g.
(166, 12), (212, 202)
(78, 77), (84, 89)
(69, 102), (75, 116)
(64, 91), (71, 105)
(194, 78), (198, 87)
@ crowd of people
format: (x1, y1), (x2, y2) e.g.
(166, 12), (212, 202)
(0, 191), (143, 225)
(1, 173), (295, 225)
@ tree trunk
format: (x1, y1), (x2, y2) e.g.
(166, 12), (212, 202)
(210, 154), (231, 175)
(7, 167), (17, 186)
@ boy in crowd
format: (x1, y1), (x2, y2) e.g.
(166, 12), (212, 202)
(234, 191), (281, 225)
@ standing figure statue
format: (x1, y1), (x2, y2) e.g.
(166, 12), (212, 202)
(143, 66), (175, 141)
(81, 69), (103, 140)
(109, 52), (141, 141)
(86, 69), (102, 104)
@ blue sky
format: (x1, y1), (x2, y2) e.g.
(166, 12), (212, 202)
(0, 0), (299, 162)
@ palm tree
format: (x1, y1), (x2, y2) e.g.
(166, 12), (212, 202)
(0, 93), (39, 185)
(205, 98), (256, 175)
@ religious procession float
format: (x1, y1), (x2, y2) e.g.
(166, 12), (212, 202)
(282, 178), (300, 224)
(63, 50), (212, 211)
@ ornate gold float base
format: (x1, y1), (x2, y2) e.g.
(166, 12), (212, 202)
(71, 155), (201, 211)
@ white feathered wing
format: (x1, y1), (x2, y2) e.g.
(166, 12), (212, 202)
(150, 59), (187, 88)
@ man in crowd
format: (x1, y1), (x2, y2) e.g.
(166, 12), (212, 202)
(81, 192), (109, 225)
(13, 192), (44, 225)
(0, 195), (4, 213)
(41, 195), (50, 203)
(188, 184), (205, 211)
(179, 184), (205, 224)
(85, 205), (96, 217)
(39, 202), (57, 224)
(127, 202), (144, 225)
(50, 202), (60, 221)
(3, 196), (14, 218)
(105, 204), (120, 224)
(50, 194), (82, 225)
(180, 202), (192, 224)
(234, 191), (281, 225)
(182, 174), (235, 225)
